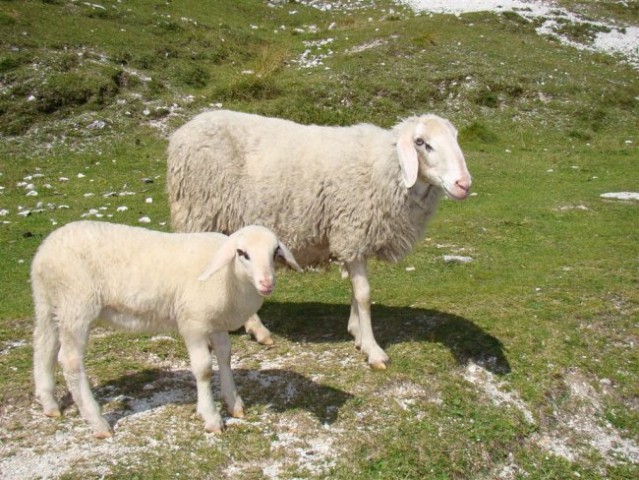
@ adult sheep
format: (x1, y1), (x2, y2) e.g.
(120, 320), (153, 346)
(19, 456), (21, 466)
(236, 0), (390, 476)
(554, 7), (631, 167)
(167, 110), (472, 369)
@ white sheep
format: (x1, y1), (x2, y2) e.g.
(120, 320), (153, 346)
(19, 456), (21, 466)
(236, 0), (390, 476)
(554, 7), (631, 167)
(31, 220), (301, 438)
(167, 110), (472, 369)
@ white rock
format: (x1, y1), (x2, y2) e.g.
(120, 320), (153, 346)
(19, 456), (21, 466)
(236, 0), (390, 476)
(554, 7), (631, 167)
(443, 255), (474, 264)
(87, 120), (106, 129)
(600, 192), (639, 201)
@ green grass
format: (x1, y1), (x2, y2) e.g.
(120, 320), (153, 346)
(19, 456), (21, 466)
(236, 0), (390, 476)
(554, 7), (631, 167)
(1, 0), (638, 479)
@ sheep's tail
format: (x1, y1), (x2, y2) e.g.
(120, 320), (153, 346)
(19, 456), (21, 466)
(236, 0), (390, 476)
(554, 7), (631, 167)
(32, 284), (62, 417)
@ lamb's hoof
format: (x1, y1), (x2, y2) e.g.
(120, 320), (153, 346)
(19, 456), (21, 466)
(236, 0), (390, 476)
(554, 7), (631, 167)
(369, 361), (388, 370)
(256, 336), (274, 346)
(205, 423), (224, 434)
(43, 407), (61, 418)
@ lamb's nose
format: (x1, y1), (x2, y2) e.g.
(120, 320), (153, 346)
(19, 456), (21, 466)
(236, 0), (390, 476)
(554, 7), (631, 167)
(257, 277), (274, 295)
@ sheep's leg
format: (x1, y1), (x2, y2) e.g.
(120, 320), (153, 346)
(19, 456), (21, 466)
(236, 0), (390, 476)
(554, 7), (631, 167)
(347, 297), (362, 349)
(210, 331), (244, 418)
(346, 260), (390, 369)
(33, 300), (62, 418)
(244, 313), (274, 346)
(58, 322), (112, 438)
(182, 332), (224, 433)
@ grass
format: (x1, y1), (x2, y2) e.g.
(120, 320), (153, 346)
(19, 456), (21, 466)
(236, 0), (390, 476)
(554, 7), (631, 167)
(1, 0), (638, 479)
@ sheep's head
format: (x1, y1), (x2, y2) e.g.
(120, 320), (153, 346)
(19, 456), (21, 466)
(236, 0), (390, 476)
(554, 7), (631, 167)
(198, 225), (302, 296)
(396, 115), (472, 200)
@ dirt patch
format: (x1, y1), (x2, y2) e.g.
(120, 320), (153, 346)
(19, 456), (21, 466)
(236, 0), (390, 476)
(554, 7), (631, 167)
(462, 363), (639, 467)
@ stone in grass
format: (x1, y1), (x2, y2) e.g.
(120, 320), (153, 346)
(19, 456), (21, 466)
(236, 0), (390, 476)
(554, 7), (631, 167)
(443, 255), (473, 264)
(600, 192), (639, 201)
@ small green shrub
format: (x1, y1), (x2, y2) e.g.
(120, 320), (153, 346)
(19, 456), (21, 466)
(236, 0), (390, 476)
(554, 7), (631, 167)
(0, 56), (21, 73)
(0, 12), (17, 26)
(36, 70), (120, 113)
(475, 89), (500, 108)
(177, 64), (210, 88)
(552, 19), (611, 43)
(213, 76), (281, 102)
(460, 121), (499, 144)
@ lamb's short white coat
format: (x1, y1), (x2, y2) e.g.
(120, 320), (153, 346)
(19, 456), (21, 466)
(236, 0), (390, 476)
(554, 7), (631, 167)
(167, 110), (472, 368)
(31, 220), (300, 438)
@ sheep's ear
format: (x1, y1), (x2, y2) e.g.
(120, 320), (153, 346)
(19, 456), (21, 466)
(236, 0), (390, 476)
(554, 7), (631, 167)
(277, 241), (303, 272)
(396, 132), (419, 188)
(444, 119), (458, 137)
(198, 237), (236, 281)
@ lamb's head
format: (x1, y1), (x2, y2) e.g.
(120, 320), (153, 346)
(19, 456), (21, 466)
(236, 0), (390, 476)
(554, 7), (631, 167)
(198, 225), (302, 296)
(396, 115), (472, 200)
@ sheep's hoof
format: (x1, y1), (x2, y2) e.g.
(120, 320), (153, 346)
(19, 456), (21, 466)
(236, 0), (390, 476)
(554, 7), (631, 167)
(246, 326), (274, 346)
(369, 361), (388, 370)
(231, 407), (245, 419)
(93, 429), (113, 440)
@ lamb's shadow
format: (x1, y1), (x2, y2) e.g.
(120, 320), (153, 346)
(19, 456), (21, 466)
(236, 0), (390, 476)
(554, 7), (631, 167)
(97, 367), (353, 428)
(260, 302), (511, 375)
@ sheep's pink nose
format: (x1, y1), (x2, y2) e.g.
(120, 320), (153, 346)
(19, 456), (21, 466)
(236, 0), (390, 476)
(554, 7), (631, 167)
(456, 179), (471, 192)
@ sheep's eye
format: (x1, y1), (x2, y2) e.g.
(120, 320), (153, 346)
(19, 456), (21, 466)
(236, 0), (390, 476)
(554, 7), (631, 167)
(415, 138), (425, 146)
(237, 249), (250, 261)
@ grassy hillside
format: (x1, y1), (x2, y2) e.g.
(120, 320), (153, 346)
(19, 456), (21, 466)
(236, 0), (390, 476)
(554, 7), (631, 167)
(1, 1), (637, 479)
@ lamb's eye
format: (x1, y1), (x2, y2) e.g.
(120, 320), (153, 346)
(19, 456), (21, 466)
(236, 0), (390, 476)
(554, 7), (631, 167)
(415, 138), (433, 152)
(237, 249), (250, 260)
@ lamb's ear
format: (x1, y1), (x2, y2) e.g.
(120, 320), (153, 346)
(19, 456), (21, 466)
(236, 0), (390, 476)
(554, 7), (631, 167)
(396, 132), (419, 188)
(277, 241), (303, 272)
(198, 237), (236, 281)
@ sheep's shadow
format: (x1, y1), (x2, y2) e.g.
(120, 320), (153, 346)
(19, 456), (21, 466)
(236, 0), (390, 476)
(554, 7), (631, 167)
(259, 302), (511, 375)
(94, 367), (352, 429)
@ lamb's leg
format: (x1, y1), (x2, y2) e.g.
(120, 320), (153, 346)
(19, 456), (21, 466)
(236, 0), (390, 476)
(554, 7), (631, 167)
(33, 300), (62, 418)
(345, 259), (390, 369)
(58, 322), (112, 438)
(210, 331), (244, 418)
(182, 331), (224, 433)
(244, 313), (273, 345)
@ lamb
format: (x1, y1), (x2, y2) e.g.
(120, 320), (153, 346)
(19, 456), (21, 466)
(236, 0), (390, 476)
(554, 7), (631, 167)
(167, 110), (472, 369)
(31, 220), (301, 438)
